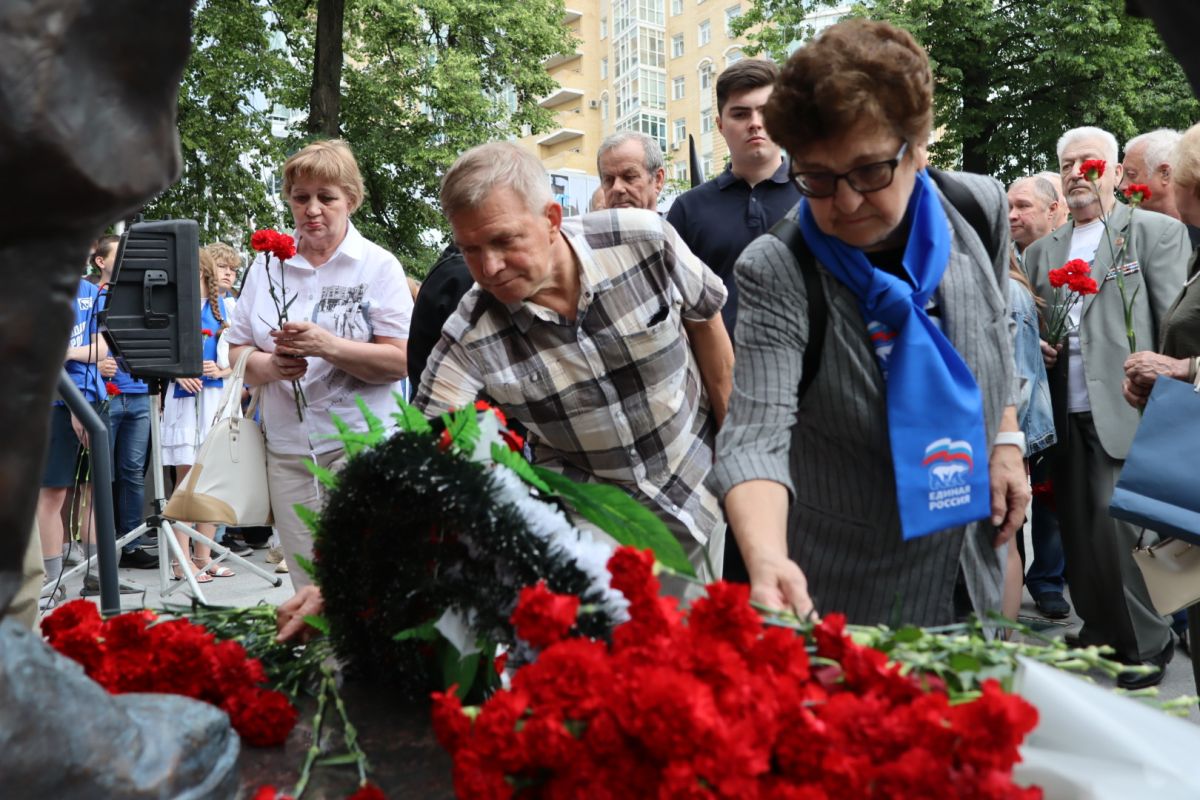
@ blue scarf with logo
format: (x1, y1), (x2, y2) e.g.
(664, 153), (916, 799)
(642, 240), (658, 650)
(797, 169), (990, 540)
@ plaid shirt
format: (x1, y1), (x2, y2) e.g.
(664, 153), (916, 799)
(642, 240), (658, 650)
(415, 209), (727, 543)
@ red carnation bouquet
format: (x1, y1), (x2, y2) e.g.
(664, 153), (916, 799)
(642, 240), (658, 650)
(43, 600), (297, 747)
(251, 228), (306, 420)
(1043, 258), (1100, 346)
(432, 547), (1042, 799)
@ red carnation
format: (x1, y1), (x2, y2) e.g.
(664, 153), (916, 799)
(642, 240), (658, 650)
(1079, 159), (1106, 181)
(1047, 267), (1069, 289)
(1123, 183), (1152, 205)
(42, 598), (102, 644)
(1063, 258), (1091, 275)
(606, 546), (659, 608)
(511, 580), (580, 650)
(250, 229), (278, 253)
(1066, 274), (1099, 295)
(221, 686), (298, 747)
(201, 328), (214, 338)
(474, 399), (507, 427)
(251, 787), (294, 800)
(105, 381), (120, 397)
(347, 782), (388, 800)
(500, 428), (524, 453)
(272, 233), (297, 261)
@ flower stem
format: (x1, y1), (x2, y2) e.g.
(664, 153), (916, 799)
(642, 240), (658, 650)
(291, 672), (332, 799)
(325, 663), (371, 785)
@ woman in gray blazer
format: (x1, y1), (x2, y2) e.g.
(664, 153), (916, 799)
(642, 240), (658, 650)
(712, 19), (1029, 626)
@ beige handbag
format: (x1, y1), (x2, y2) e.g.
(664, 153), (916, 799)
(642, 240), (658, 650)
(1132, 536), (1200, 616)
(164, 349), (273, 526)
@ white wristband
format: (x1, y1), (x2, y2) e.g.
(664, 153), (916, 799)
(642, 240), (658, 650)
(993, 431), (1026, 456)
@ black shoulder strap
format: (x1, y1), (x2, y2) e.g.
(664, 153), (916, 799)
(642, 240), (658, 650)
(928, 167), (1000, 266)
(769, 170), (997, 409)
(768, 216), (827, 408)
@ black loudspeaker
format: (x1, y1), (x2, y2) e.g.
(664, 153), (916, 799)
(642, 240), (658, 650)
(100, 219), (203, 380)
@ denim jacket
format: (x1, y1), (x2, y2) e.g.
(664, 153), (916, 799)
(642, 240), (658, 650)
(1009, 278), (1056, 455)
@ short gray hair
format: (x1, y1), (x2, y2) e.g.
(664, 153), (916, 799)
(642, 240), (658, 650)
(596, 131), (664, 177)
(1057, 126), (1119, 165)
(1009, 175), (1059, 208)
(440, 141), (552, 220)
(1126, 128), (1181, 172)
(1035, 171), (1066, 200)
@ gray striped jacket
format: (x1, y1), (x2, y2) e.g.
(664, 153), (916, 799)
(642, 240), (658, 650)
(711, 171), (1016, 626)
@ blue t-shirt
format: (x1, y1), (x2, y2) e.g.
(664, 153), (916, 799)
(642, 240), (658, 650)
(95, 284), (149, 395)
(59, 279), (105, 404)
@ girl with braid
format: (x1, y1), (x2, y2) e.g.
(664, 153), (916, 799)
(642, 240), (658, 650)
(161, 248), (238, 582)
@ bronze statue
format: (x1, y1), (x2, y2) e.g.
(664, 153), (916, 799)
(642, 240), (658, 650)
(0, 4), (239, 797)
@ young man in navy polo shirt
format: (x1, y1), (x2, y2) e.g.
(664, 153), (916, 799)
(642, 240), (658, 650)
(666, 58), (800, 336)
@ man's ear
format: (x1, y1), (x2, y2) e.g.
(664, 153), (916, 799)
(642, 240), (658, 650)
(653, 167), (666, 194)
(545, 201), (563, 235)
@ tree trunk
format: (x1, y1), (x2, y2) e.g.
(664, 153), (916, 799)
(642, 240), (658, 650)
(308, 0), (344, 138)
(959, 45), (991, 175)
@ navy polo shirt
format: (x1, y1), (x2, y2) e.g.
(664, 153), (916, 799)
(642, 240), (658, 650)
(666, 159), (800, 335)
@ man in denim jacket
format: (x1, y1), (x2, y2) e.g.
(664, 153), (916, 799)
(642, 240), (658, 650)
(1008, 175), (1068, 620)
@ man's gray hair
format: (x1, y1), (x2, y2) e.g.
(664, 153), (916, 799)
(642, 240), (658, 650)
(440, 141), (552, 220)
(1057, 126), (1119, 165)
(1035, 171), (1066, 200)
(1009, 175), (1059, 208)
(596, 131), (664, 177)
(1126, 128), (1181, 172)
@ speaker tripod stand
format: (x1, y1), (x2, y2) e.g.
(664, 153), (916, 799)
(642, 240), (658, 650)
(63, 387), (282, 605)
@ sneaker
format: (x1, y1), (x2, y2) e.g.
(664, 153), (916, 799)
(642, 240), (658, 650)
(275, 561), (289, 574)
(118, 548), (159, 569)
(1033, 591), (1071, 620)
(265, 546), (285, 565)
(220, 540), (253, 557)
(62, 541), (84, 566)
(81, 575), (144, 596)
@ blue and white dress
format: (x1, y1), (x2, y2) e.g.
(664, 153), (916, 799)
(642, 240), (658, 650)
(161, 296), (234, 466)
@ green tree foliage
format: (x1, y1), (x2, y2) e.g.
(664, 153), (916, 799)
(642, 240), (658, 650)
(735, 0), (1199, 184)
(144, 1), (292, 242)
(267, 0), (574, 274)
(147, 1), (573, 276)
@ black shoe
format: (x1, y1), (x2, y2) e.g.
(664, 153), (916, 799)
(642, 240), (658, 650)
(1116, 639), (1174, 691)
(1033, 591), (1071, 619)
(119, 548), (159, 569)
(81, 575), (144, 596)
(219, 539), (253, 557)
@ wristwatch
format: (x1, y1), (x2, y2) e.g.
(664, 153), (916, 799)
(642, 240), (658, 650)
(993, 431), (1026, 456)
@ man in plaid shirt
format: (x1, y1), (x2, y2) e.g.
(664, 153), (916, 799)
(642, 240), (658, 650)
(415, 142), (735, 580)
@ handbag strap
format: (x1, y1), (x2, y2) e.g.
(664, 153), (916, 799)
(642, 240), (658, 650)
(212, 348), (256, 427)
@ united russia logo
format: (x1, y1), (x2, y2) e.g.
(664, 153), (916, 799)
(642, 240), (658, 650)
(923, 438), (974, 492)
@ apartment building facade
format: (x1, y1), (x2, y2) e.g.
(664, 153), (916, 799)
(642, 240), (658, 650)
(519, 1), (848, 212)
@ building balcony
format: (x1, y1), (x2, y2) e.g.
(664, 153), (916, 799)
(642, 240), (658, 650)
(543, 50), (583, 70)
(539, 87), (585, 109)
(563, 7), (582, 24)
(537, 128), (585, 147)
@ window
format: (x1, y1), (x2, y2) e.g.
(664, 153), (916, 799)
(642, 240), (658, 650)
(601, 57), (608, 80)
(637, 113), (668, 152)
(639, 68), (666, 111)
(638, 28), (665, 69)
(698, 20), (711, 46)
(671, 75), (685, 100)
(602, 94), (610, 121)
(672, 33), (684, 58)
(674, 162), (688, 182)
(724, 4), (742, 35)
(600, 16), (608, 38)
(725, 48), (742, 66)
(673, 117), (686, 143)
(701, 114), (714, 134)
(699, 64), (713, 93)
(671, 0), (683, 14)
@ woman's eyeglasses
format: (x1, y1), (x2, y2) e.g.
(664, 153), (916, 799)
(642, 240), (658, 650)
(791, 142), (909, 198)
